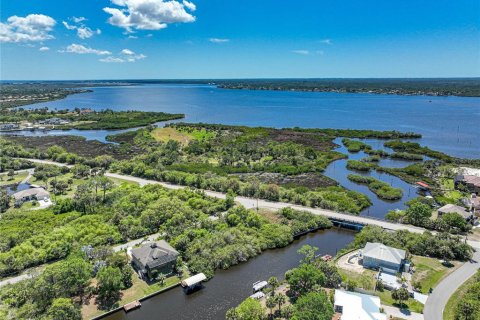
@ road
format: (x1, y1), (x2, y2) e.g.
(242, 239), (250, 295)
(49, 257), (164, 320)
(423, 250), (480, 320)
(24, 159), (480, 250)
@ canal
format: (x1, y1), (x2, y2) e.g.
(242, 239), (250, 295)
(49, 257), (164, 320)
(323, 138), (421, 219)
(103, 228), (355, 320)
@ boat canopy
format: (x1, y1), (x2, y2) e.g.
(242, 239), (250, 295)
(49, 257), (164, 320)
(250, 292), (265, 299)
(181, 273), (207, 287)
(252, 280), (268, 292)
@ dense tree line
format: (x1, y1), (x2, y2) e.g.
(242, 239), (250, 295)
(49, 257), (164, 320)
(348, 225), (473, 261)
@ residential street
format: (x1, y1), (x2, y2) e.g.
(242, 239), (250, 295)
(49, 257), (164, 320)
(423, 250), (480, 320)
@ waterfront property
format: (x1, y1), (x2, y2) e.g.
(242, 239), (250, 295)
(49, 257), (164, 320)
(334, 289), (386, 320)
(360, 242), (406, 272)
(131, 240), (179, 281)
(181, 273), (207, 292)
(455, 174), (480, 194)
(437, 204), (473, 220)
(12, 187), (50, 206)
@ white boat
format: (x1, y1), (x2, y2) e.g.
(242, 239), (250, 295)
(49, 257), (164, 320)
(252, 280), (268, 292)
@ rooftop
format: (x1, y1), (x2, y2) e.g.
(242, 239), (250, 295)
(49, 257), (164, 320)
(131, 240), (179, 270)
(334, 289), (386, 320)
(438, 204), (471, 219)
(12, 187), (49, 201)
(362, 242), (406, 265)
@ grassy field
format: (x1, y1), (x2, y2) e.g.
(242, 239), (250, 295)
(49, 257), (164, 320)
(443, 276), (475, 320)
(0, 171), (28, 186)
(151, 127), (194, 144)
(411, 256), (461, 294)
(82, 270), (189, 319)
(151, 127), (216, 145)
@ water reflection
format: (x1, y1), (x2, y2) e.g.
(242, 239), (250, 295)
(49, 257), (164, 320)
(103, 229), (355, 320)
(324, 138), (420, 219)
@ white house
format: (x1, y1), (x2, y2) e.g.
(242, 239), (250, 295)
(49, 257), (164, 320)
(334, 290), (386, 320)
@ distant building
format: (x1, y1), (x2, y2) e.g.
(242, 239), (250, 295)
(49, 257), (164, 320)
(455, 175), (480, 194)
(360, 242), (406, 273)
(12, 187), (50, 205)
(0, 123), (20, 131)
(334, 290), (386, 320)
(437, 204), (472, 220)
(131, 240), (179, 280)
(38, 118), (70, 125)
(465, 194), (480, 215)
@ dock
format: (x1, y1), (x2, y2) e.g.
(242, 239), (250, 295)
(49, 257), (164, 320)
(123, 300), (141, 312)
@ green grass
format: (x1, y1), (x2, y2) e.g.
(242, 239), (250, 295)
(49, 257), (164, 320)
(82, 268), (190, 319)
(338, 268), (376, 290)
(0, 171), (28, 186)
(411, 256), (460, 294)
(376, 290), (424, 313)
(443, 276), (476, 320)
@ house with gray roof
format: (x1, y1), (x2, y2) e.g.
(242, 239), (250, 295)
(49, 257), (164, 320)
(437, 204), (472, 220)
(131, 240), (179, 281)
(360, 242), (406, 273)
(12, 187), (50, 206)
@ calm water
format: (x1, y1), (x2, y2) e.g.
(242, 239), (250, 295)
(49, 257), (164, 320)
(10, 84), (480, 158)
(104, 228), (355, 320)
(324, 138), (420, 219)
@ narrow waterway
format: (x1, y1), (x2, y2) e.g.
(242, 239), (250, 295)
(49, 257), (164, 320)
(103, 228), (355, 320)
(324, 138), (420, 219)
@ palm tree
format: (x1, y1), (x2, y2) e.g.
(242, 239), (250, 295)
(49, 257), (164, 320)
(275, 293), (286, 313)
(268, 276), (279, 296)
(266, 296), (276, 318)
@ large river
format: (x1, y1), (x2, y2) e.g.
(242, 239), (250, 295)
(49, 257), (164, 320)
(4, 84), (478, 319)
(7, 83), (480, 159)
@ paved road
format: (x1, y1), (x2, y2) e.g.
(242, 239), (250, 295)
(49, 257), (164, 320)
(24, 159), (480, 250)
(423, 250), (480, 320)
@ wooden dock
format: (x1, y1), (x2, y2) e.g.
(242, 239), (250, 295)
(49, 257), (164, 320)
(123, 300), (141, 312)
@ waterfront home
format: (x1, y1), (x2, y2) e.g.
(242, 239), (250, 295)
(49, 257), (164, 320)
(12, 187), (50, 206)
(437, 204), (473, 220)
(131, 240), (179, 281)
(334, 290), (386, 320)
(360, 242), (406, 273)
(455, 174), (480, 194)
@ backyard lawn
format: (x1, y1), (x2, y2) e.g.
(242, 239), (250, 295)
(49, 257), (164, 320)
(82, 269), (189, 319)
(0, 171), (28, 186)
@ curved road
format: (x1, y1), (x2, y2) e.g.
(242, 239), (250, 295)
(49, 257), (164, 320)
(424, 250), (480, 320)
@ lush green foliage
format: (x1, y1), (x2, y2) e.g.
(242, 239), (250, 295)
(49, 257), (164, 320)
(342, 138), (371, 152)
(350, 225), (473, 261)
(347, 174), (403, 200)
(0, 108), (184, 130)
(346, 160), (373, 172)
(452, 270), (480, 320)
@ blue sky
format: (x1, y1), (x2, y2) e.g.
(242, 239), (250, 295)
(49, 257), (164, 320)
(1, 0), (479, 80)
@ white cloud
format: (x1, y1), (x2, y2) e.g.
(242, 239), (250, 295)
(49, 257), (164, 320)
(99, 56), (125, 63)
(39, 46), (50, 51)
(101, 48), (146, 63)
(127, 35), (138, 39)
(121, 48), (135, 55)
(103, 0), (196, 32)
(318, 39), (332, 45)
(62, 43), (111, 55)
(182, 1), (196, 11)
(0, 14), (56, 43)
(209, 38), (229, 43)
(72, 16), (86, 23)
(63, 17), (101, 39)
(292, 50), (310, 55)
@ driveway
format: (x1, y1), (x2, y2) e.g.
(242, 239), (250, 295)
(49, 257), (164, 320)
(382, 305), (424, 320)
(423, 250), (480, 320)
